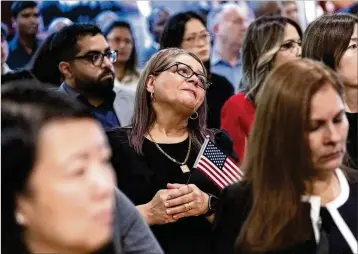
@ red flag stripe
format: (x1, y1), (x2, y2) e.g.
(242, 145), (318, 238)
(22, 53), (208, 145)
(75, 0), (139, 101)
(199, 159), (231, 186)
(197, 161), (226, 189)
(221, 161), (239, 182)
(197, 161), (226, 188)
(224, 160), (243, 180)
(226, 157), (244, 177)
(222, 163), (241, 182)
(202, 157), (238, 185)
(202, 159), (237, 186)
(202, 157), (233, 185)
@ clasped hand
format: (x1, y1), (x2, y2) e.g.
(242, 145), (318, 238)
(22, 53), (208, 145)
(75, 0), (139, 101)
(146, 183), (209, 225)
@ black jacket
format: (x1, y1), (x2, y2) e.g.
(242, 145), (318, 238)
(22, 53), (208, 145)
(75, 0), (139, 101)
(213, 169), (358, 254)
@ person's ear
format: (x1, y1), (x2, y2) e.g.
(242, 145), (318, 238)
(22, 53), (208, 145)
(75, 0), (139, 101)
(58, 61), (73, 80)
(212, 23), (220, 37)
(146, 75), (156, 94)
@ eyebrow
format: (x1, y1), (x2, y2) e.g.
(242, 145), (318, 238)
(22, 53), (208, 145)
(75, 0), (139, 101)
(351, 37), (357, 42)
(185, 29), (207, 36)
(309, 109), (345, 123)
(81, 47), (111, 56)
(61, 143), (111, 167)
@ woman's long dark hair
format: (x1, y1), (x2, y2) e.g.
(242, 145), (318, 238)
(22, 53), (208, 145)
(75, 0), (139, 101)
(160, 11), (212, 75)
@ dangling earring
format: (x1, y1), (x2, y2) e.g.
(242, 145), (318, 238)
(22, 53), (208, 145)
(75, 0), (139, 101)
(190, 112), (198, 120)
(150, 92), (156, 102)
(15, 212), (25, 225)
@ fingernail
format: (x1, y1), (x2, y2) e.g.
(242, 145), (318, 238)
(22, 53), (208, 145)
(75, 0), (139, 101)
(173, 215), (178, 219)
(165, 202), (169, 207)
(167, 209), (171, 214)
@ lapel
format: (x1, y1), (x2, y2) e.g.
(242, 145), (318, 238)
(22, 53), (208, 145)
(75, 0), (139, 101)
(113, 87), (135, 127)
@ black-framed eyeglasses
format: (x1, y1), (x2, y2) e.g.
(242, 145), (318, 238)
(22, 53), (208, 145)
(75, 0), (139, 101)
(73, 50), (118, 67)
(153, 62), (211, 90)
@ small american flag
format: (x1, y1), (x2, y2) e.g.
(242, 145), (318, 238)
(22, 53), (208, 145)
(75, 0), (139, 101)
(193, 136), (244, 190)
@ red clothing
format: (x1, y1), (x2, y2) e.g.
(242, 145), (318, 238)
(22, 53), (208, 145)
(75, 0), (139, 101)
(220, 92), (255, 163)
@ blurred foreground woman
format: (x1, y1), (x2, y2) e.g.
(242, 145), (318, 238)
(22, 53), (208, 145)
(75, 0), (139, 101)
(213, 59), (358, 254)
(1, 83), (163, 254)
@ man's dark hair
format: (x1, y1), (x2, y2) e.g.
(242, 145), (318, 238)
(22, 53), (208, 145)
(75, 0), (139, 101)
(10, 1), (37, 18)
(27, 32), (62, 86)
(2, 82), (92, 253)
(1, 22), (8, 39)
(102, 18), (137, 73)
(50, 23), (103, 63)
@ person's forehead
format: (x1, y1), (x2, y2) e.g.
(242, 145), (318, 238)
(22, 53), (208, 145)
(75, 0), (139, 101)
(109, 27), (131, 37)
(19, 7), (38, 15)
(38, 119), (108, 160)
(76, 34), (109, 54)
(310, 84), (342, 118)
(222, 7), (244, 20)
(175, 54), (203, 72)
(184, 19), (206, 33)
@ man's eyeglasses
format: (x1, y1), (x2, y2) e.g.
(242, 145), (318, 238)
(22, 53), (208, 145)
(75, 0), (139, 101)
(153, 62), (211, 90)
(182, 32), (211, 46)
(73, 50), (118, 67)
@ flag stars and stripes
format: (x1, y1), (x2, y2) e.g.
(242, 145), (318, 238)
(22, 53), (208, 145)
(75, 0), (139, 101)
(194, 139), (244, 190)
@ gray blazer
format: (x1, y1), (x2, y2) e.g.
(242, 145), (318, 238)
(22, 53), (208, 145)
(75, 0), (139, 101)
(56, 83), (135, 126)
(113, 188), (164, 254)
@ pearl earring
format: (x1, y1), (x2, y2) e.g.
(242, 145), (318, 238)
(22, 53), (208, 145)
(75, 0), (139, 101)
(15, 212), (25, 225)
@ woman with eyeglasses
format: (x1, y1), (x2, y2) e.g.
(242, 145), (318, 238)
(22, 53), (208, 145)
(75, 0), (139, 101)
(103, 18), (140, 94)
(160, 11), (235, 129)
(302, 13), (358, 169)
(106, 48), (234, 254)
(221, 16), (302, 162)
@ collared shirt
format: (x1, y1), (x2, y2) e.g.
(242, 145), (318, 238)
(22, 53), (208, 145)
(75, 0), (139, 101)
(62, 83), (121, 129)
(7, 35), (42, 70)
(210, 51), (243, 92)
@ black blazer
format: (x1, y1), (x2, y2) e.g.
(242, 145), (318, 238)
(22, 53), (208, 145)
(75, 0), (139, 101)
(213, 169), (358, 254)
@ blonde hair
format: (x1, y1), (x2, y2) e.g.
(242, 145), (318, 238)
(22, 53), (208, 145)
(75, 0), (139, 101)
(241, 16), (302, 105)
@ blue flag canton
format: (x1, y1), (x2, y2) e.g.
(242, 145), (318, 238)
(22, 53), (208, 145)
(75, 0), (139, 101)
(203, 141), (227, 169)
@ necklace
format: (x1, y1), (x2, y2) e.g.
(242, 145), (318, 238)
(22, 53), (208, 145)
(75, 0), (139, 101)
(148, 132), (192, 173)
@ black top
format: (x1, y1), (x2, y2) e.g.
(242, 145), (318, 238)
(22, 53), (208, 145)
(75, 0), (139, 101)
(206, 73), (234, 129)
(346, 112), (357, 169)
(7, 36), (42, 70)
(213, 169), (358, 254)
(106, 128), (228, 254)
